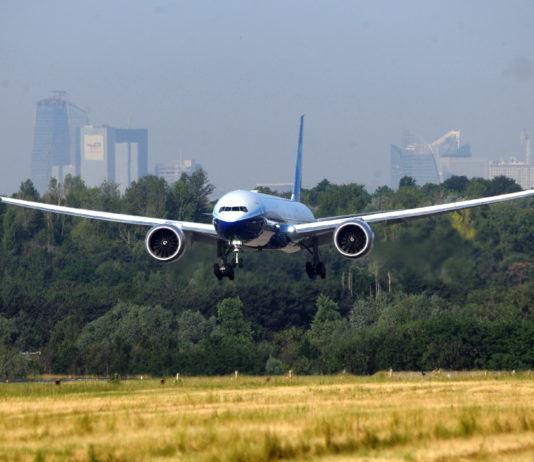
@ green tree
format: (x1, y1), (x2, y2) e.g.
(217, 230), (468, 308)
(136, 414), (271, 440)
(167, 169), (214, 221)
(2, 209), (21, 254)
(316, 183), (370, 217)
(265, 355), (284, 375)
(442, 175), (469, 193)
(307, 295), (344, 372)
(47, 316), (81, 374)
(0, 345), (30, 381)
(176, 310), (215, 351)
(399, 176), (417, 188)
(123, 175), (169, 218)
(63, 175), (89, 207)
(76, 302), (174, 375)
(216, 297), (253, 343)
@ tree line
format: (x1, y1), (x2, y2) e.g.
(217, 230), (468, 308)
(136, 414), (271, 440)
(0, 171), (532, 379)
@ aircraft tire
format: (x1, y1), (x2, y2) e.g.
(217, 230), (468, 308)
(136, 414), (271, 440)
(305, 262), (316, 279)
(317, 262), (326, 279)
(213, 264), (223, 280)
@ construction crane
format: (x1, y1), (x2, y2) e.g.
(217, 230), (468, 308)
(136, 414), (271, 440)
(430, 130), (461, 156)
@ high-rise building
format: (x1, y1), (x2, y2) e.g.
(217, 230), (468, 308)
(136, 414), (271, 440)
(440, 157), (489, 180)
(114, 129), (148, 191)
(390, 137), (441, 188)
(485, 130), (534, 190)
(31, 92), (89, 192)
(489, 162), (534, 189)
(520, 129), (531, 164)
(154, 159), (202, 184)
(80, 126), (148, 192)
(390, 130), (488, 188)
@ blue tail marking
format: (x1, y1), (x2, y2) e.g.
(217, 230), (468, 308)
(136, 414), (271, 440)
(291, 115), (304, 202)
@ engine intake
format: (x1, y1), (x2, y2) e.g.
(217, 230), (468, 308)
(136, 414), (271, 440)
(145, 225), (188, 262)
(333, 219), (374, 259)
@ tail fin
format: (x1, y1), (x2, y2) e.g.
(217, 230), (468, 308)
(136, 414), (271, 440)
(291, 115), (304, 202)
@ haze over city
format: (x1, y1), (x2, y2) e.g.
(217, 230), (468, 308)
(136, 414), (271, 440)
(1, 0), (534, 195)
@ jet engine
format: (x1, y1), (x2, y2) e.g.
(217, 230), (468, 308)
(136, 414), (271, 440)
(333, 219), (374, 259)
(145, 225), (188, 262)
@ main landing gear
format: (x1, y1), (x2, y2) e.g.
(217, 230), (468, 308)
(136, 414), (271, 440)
(303, 238), (326, 279)
(213, 240), (244, 280)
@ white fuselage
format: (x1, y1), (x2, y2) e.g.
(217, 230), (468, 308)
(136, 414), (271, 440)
(212, 190), (315, 250)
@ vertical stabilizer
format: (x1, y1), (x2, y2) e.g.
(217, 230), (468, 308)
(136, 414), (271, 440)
(291, 115), (304, 201)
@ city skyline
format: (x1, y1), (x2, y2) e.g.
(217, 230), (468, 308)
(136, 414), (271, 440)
(2, 1), (534, 196)
(20, 89), (534, 196)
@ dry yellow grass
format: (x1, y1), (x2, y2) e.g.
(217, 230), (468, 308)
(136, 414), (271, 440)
(0, 374), (532, 461)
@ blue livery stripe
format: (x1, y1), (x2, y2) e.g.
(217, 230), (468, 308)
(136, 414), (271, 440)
(291, 115), (304, 202)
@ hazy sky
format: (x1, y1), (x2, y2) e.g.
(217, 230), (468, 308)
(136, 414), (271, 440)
(2, 0), (534, 195)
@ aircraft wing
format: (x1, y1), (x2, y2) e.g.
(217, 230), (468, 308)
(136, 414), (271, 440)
(0, 196), (217, 238)
(293, 189), (534, 237)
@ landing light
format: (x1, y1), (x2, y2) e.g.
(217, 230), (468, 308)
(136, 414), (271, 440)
(287, 226), (296, 233)
(231, 240), (243, 246)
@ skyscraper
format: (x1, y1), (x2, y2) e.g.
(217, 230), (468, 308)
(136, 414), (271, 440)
(390, 143), (441, 188)
(80, 126), (148, 192)
(390, 130), (487, 188)
(31, 92), (89, 192)
(114, 128), (148, 191)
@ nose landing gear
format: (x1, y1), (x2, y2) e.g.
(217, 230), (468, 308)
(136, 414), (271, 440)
(213, 240), (244, 280)
(213, 262), (234, 280)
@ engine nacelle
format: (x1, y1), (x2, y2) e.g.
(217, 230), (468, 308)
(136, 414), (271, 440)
(333, 219), (374, 259)
(145, 225), (188, 262)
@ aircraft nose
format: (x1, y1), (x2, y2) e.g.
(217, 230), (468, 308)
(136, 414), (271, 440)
(214, 217), (265, 241)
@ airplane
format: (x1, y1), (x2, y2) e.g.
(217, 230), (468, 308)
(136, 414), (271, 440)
(2, 115), (534, 281)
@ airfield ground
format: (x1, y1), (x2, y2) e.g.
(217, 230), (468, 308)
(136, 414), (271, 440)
(0, 373), (532, 461)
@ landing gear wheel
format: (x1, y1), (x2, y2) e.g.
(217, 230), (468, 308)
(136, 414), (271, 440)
(227, 266), (235, 280)
(303, 238), (326, 281)
(214, 240), (243, 280)
(213, 264), (223, 280)
(317, 262), (326, 279)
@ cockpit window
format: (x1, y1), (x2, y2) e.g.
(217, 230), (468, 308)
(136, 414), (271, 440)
(219, 206), (248, 213)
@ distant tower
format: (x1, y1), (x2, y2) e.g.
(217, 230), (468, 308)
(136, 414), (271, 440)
(520, 128), (531, 164)
(390, 131), (441, 188)
(80, 126), (148, 193)
(31, 92), (89, 192)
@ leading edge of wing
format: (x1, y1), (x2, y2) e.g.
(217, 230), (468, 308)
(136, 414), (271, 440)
(293, 189), (534, 235)
(0, 196), (217, 236)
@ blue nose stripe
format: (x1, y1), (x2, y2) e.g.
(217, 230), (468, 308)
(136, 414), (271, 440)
(214, 217), (265, 241)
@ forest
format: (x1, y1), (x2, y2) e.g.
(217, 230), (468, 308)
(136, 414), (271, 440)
(0, 171), (532, 379)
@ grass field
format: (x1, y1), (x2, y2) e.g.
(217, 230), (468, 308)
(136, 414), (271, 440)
(0, 373), (533, 461)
